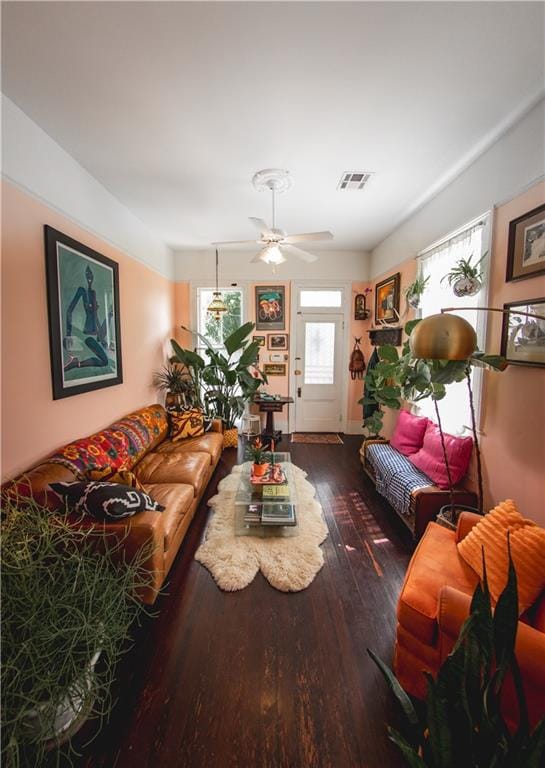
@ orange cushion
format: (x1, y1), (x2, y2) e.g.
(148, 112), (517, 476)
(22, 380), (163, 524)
(88, 465), (145, 492)
(457, 500), (545, 614)
(170, 409), (205, 442)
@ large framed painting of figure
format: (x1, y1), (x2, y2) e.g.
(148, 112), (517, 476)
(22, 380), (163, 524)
(506, 203), (545, 282)
(44, 226), (123, 399)
(255, 285), (285, 330)
(500, 298), (545, 368)
(374, 272), (400, 324)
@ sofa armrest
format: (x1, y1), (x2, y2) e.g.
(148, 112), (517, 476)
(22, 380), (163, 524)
(65, 511), (166, 605)
(438, 585), (472, 638)
(456, 511), (483, 543)
(209, 418), (224, 433)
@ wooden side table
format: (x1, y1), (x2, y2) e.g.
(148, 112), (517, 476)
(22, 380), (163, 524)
(252, 395), (294, 447)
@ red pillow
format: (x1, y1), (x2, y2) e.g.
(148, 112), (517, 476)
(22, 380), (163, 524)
(390, 410), (429, 457)
(409, 421), (473, 489)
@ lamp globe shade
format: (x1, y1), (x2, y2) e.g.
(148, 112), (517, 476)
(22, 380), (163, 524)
(409, 314), (477, 360)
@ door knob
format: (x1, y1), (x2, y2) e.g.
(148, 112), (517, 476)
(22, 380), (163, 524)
(294, 369), (302, 376)
(297, 387), (302, 398)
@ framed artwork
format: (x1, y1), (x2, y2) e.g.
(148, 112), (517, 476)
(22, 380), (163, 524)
(255, 285), (285, 330)
(374, 272), (400, 324)
(263, 363), (287, 376)
(44, 226), (123, 399)
(354, 292), (371, 320)
(500, 298), (545, 368)
(253, 335), (266, 347)
(267, 333), (288, 350)
(506, 203), (545, 282)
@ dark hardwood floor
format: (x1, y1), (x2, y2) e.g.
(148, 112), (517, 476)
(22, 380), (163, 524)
(73, 436), (415, 768)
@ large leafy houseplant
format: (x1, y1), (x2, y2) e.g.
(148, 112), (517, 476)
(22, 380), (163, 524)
(1, 494), (148, 768)
(368, 546), (545, 767)
(359, 319), (507, 513)
(171, 321), (266, 430)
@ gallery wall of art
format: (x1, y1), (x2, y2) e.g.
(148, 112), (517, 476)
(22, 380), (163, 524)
(1, 181), (175, 480)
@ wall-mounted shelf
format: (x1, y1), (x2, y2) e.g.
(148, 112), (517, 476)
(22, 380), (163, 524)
(367, 327), (403, 347)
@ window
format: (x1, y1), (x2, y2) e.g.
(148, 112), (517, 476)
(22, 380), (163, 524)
(416, 217), (489, 435)
(300, 289), (342, 308)
(196, 287), (243, 350)
(304, 322), (336, 384)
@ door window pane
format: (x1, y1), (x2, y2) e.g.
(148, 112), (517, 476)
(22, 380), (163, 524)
(304, 322), (335, 384)
(300, 290), (342, 308)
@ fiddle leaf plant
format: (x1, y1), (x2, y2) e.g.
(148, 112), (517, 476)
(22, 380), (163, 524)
(368, 544), (545, 767)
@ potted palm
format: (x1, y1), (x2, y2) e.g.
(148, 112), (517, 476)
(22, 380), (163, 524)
(171, 322), (267, 448)
(1, 495), (148, 767)
(153, 363), (194, 410)
(441, 252), (486, 297)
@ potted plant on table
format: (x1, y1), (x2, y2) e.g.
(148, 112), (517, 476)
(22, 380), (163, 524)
(171, 322), (267, 448)
(441, 252), (486, 297)
(247, 437), (270, 478)
(1, 495), (148, 768)
(153, 363), (194, 410)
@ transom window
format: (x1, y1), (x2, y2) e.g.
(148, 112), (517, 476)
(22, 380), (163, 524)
(300, 289), (342, 308)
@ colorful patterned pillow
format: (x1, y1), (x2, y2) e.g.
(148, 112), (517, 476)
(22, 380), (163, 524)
(109, 405), (168, 467)
(87, 465), (145, 492)
(50, 481), (164, 520)
(170, 409), (205, 442)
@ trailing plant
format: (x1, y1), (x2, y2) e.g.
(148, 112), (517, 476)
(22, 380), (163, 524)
(368, 545), (545, 767)
(404, 275), (430, 308)
(441, 252), (486, 294)
(171, 322), (267, 429)
(1, 494), (149, 768)
(359, 319), (507, 511)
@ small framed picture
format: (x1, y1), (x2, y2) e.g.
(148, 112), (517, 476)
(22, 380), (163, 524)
(253, 335), (266, 347)
(375, 272), (400, 324)
(255, 285), (286, 330)
(500, 298), (545, 368)
(506, 203), (545, 282)
(267, 334), (288, 350)
(263, 363), (287, 376)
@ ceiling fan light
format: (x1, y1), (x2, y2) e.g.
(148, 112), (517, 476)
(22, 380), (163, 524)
(261, 244), (286, 265)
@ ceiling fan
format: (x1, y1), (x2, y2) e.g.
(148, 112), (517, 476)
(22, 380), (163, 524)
(212, 169), (333, 266)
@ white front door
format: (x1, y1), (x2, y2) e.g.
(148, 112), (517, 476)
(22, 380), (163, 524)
(295, 312), (344, 432)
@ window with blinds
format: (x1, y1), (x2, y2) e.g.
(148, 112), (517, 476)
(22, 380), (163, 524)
(415, 216), (490, 435)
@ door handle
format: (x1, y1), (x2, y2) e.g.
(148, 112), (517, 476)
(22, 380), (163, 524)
(297, 387), (302, 398)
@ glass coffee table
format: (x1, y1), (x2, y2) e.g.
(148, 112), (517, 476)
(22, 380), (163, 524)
(234, 452), (299, 538)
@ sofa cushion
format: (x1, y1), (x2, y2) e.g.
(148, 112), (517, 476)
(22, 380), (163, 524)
(390, 410), (429, 457)
(457, 499), (545, 614)
(50, 481), (165, 520)
(135, 451), (209, 493)
(108, 404), (169, 468)
(397, 522), (479, 645)
(143, 483), (194, 549)
(409, 421), (473, 489)
(88, 465), (145, 491)
(170, 409), (205, 441)
(154, 432), (223, 465)
(365, 442), (431, 518)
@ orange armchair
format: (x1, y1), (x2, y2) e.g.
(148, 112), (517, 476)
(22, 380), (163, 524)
(394, 512), (545, 729)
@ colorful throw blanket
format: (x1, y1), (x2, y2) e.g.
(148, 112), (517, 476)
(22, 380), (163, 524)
(366, 442), (431, 518)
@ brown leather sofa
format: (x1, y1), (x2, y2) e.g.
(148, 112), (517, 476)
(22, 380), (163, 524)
(394, 512), (545, 729)
(5, 404), (224, 604)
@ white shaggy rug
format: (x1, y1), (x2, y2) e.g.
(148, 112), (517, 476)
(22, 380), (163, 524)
(195, 462), (328, 592)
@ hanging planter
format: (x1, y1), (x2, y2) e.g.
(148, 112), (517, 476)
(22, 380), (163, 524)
(441, 253), (486, 298)
(404, 275), (430, 310)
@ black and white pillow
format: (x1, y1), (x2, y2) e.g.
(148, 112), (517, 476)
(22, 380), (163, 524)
(50, 481), (165, 520)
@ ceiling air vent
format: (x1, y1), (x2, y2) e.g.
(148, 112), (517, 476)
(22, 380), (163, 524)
(337, 171), (373, 191)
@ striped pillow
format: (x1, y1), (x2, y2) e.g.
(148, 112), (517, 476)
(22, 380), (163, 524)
(457, 499), (545, 614)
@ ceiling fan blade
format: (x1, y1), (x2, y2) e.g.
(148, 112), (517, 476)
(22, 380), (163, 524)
(249, 217), (273, 236)
(281, 244), (318, 263)
(282, 230), (333, 244)
(211, 239), (259, 246)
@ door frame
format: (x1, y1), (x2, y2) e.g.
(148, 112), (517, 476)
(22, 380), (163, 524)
(288, 281), (351, 434)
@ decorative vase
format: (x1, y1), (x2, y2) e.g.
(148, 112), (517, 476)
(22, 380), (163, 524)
(452, 276), (482, 297)
(252, 462), (269, 478)
(223, 427), (238, 448)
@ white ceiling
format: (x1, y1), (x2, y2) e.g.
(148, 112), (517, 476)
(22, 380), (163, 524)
(2, 2), (544, 252)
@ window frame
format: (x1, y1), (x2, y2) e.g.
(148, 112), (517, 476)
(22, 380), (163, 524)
(191, 281), (249, 351)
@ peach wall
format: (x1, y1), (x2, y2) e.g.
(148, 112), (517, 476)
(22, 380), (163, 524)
(1, 181), (175, 480)
(480, 182), (545, 524)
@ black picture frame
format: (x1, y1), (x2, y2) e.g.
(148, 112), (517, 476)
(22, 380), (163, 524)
(374, 272), (400, 325)
(267, 334), (288, 350)
(500, 297), (545, 368)
(44, 226), (123, 399)
(255, 285), (286, 330)
(506, 203), (545, 283)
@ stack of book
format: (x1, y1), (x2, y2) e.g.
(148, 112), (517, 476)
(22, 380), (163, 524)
(261, 503), (296, 526)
